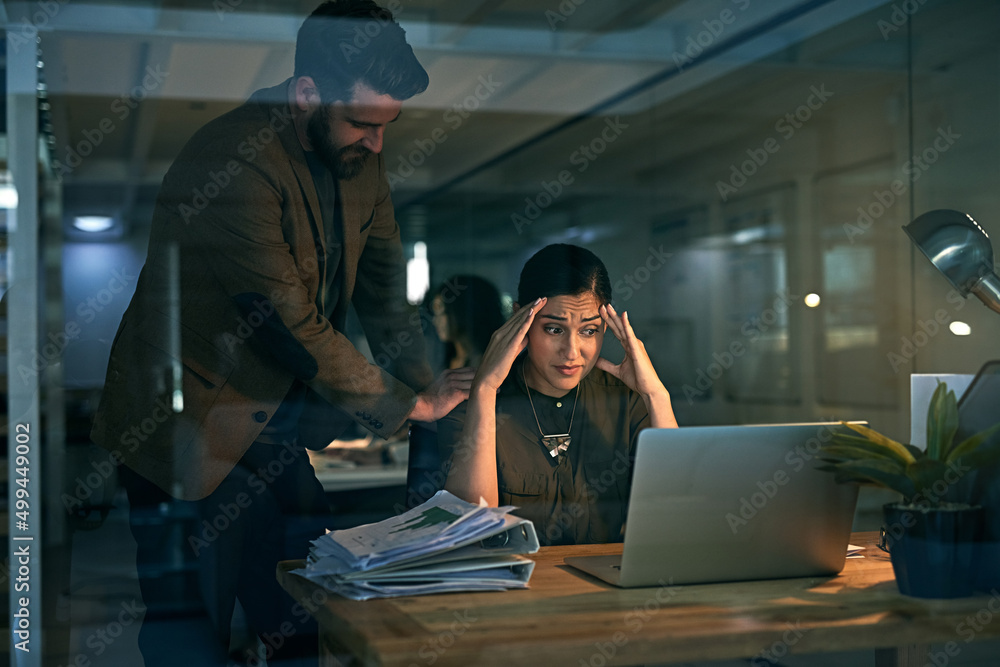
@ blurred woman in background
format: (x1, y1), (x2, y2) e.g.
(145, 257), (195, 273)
(430, 275), (506, 370)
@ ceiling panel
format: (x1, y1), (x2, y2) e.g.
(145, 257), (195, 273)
(414, 54), (512, 109)
(34, 0), (902, 239)
(160, 43), (281, 101)
(146, 99), (242, 161)
(492, 60), (664, 115)
(54, 96), (135, 174)
(47, 36), (146, 97)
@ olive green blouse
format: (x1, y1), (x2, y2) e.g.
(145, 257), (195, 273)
(437, 355), (650, 546)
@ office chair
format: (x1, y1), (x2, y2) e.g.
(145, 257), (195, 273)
(405, 423), (445, 508)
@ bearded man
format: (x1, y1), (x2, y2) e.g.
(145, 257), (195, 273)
(91, 1), (472, 662)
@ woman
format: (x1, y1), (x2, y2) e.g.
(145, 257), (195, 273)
(439, 244), (678, 546)
(430, 275), (506, 370)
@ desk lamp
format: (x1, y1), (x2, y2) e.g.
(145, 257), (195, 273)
(905, 209), (1000, 592)
(903, 209), (1000, 314)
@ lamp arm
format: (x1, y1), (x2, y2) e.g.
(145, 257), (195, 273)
(970, 273), (1000, 315)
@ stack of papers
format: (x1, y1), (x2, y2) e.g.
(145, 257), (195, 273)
(293, 490), (540, 600)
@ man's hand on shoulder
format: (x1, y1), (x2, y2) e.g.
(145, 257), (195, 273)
(409, 367), (475, 422)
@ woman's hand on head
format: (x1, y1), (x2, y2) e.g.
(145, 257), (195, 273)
(473, 297), (546, 394)
(596, 304), (667, 399)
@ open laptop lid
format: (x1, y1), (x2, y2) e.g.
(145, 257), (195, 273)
(612, 422), (859, 587)
(955, 361), (1000, 529)
(956, 360), (1000, 440)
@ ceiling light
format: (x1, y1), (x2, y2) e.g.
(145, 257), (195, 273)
(804, 293), (821, 308)
(0, 172), (17, 209)
(73, 216), (115, 233)
(0, 185), (17, 209)
(949, 321), (972, 336)
(407, 241), (429, 305)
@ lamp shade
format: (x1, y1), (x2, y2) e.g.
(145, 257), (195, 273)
(903, 209), (1000, 314)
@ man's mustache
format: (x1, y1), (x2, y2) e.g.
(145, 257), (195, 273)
(343, 145), (371, 159)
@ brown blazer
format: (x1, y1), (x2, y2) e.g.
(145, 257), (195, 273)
(91, 80), (432, 500)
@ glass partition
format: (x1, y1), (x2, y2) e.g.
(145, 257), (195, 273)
(5, 0), (1000, 663)
(909, 0), (1000, 375)
(411, 0), (914, 433)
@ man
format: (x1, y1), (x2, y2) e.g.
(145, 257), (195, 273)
(91, 1), (471, 662)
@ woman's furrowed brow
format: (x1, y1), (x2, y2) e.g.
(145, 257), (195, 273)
(539, 313), (601, 322)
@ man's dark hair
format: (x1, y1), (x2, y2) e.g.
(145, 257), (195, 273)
(517, 244), (613, 306)
(294, 0), (429, 103)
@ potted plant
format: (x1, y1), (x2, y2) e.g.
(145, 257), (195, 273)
(818, 381), (1000, 598)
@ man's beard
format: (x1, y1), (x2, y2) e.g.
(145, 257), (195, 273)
(306, 105), (372, 180)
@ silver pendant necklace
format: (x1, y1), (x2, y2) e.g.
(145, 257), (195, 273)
(523, 364), (580, 458)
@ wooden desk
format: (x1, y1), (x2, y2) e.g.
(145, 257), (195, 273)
(276, 532), (1000, 666)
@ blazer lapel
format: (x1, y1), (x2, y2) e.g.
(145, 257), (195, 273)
(338, 176), (361, 309)
(274, 106), (325, 254)
(270, 80), (328, 304)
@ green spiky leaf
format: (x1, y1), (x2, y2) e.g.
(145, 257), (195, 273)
(828, 434), (913, 465)
(819, 444), (901, 464)
(827, 459), (915, 499)
(951, 424), (1000, 469)
(947, 421), (1000, 465)
(927, 382), (959, 461)
(818, 395), (1000, 508)
(839, 422), (916, 464)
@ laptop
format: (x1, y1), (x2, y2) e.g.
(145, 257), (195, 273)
(954, 361), (1000, 590)
(564, 423), (860, 587)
